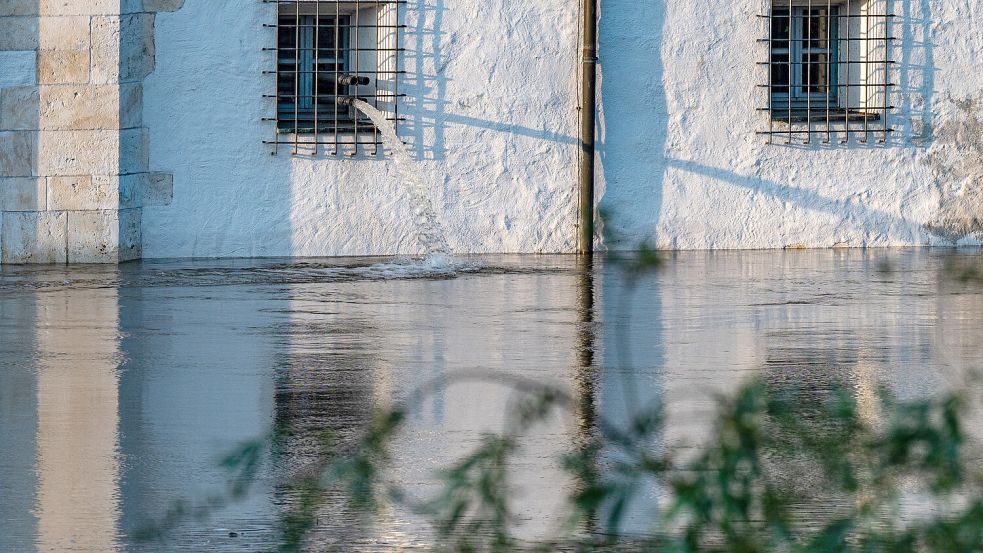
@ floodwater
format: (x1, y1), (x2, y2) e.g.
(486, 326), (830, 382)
(1, 250), (981, 552)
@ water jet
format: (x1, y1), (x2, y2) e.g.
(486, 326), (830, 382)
(349, 99), (452, 258)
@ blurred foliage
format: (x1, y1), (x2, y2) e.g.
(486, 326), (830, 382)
(142, 232), (983, 551)
(946, 256), (983, 284)
(244, 376), (980, 552)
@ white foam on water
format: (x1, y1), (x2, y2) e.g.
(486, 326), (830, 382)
(316, 256), (482, 281)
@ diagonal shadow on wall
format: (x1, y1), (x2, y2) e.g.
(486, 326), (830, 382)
(400, 0), (579, 162)
(667, 158), (951, 244)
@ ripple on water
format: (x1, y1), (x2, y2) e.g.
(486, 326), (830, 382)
(0, 256), (576, 296)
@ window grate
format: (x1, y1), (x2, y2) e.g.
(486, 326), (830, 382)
(263, 0), (405, 155)
(759, 0), (894, 145)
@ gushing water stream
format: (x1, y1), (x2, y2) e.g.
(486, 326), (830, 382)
(352, 100), (452, 258)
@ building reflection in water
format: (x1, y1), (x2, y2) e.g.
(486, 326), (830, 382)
(115, 271), (282, 548)
(0, 263), (288, 552)
(0, 266), (124, 552)
(274, 257), (586, 548)
(0, 287), (40, 551)
(35, 285), (124, 552)
(0, 250), (981, 550)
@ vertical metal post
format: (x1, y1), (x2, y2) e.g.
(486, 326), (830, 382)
(787, 0), (793, 143)
(333, 1), (340, 155)
(314, 0), (320, 154)
(394, 1), (400, 143)
(825, 0), (832, 143)
(293, 0), (300, 154)
(578, 0), (597, 255)
(880, 0), (890, 143)
(351, 0), (361, 155)
(374, 0), (382, 155)
(767, 2), (773, 143)
(273, 1), (280, 155)
(806, 0), (812, 143)
(842, 0), (850, 143)
(862, 5), (869, 142)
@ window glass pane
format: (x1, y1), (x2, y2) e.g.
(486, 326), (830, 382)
(771, 53), (790, 94)
(278, 17), (297, 50)
(277, 18), (298, 108)
(316, 18), (340, 52)
(297, 16), (315, 111)
(805, 9), (831, 49)
(771, 10), (790, 50)
(803, 53), (830, 93)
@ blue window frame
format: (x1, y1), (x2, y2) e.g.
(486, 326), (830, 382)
(770, 6), (839, 120)
(277, 14), (354, 133)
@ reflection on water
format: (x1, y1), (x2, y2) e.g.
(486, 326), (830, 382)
(0, 250), (981, 551)
(36, 288), (122, 552)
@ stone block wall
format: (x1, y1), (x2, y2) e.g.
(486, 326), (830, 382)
(0, 0), (177, 264)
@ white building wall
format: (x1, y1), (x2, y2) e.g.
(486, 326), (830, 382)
(596, 0), (983, 250)
(143, 0), (579, 258)
(142, 0), (983, 258)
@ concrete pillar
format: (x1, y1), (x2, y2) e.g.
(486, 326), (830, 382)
(0, 0), (177, 264)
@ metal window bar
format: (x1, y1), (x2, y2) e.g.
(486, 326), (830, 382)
(759, 0), (894, 144)
(843, 0), (850, 143)
(294, 1), (300, 153)
(314, 0), (319, 154)
(375, 0), (381, 155)
(265, 0), (405, 155)
(334, 0), (341, 153)
(880, 0), (891, 143)
(825, 0), (831, 143)
(351, 0), (360, 156)
(806, 0), (811, 144)
(862, 3), (870, 142)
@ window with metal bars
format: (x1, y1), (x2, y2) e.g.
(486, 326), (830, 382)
(760, 0), (894, 144)
(277, 14), (354, 133)
(265, 0), (403, 155)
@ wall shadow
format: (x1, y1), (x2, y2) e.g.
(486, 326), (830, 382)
(401, 0), (448, 160)
(0, 0), (42, 264)
(590, 0), (670, 533)
(0, 270), (39, 550)
(897, 0), (935, 145)
(667, 158), (949, 242)
(399, 0), (580, 162)
(595, 0), (667, 248)
(143, 1), (297, 257)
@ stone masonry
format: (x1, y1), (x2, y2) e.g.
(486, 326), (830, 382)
(0, 0), (179, 264)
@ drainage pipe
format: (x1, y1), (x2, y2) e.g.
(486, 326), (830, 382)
(578, 0), (598, 255)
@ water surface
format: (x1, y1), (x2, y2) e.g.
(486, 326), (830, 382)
(1, 250), (981, 551)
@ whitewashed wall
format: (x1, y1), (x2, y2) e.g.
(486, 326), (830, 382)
(596, 0), (983, 250)
(143, 0), (579, 258)
(142, 0), (983, 258)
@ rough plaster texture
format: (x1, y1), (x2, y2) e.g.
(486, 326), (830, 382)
(143, 0), (580, 258)
(923, 94), (983, 240)
(596, 0), (983, 250)
(139, 0), (983, 258)
(5, 0), (983, 260)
